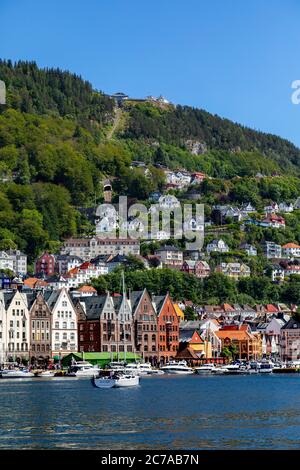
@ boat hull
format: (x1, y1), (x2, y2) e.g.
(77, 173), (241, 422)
(161, 369), (194, 375)
(92, 377), (116, 388)
(114, 375), (140, 387)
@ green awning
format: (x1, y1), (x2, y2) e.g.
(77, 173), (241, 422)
(61, 352), (141, 367)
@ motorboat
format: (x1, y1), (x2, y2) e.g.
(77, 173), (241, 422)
(247, 362), (259, 374)
(258, 360), (274, 374)
(53, 370), (77, 377)
(92, 372), (140, 388)
(107, 361), (126, 373)
(125, 362), (160, 376)
(194, 364), (216, 375)
(273, 362), (299, 373)
(222, 364), (247, 375)
(92, 375), (116, 389)
(33, 370), (55, 378)
(0, 369), (35, 379)
(114, 374), (140, 387)
(70, 361), (101, 377)
(160, 360), (194, 375)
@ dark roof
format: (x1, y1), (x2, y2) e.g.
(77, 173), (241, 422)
(152, 295), (166, 315)
(107, 254), (127, 264)
(282, 317), (300, 330)
(3, 291), (15, 310)
(77, 295), (108, 320)
(130, 290), (144, 312)
(179, 329), (199, 343)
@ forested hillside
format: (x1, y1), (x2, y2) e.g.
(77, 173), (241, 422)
(0, 60), (299, 262)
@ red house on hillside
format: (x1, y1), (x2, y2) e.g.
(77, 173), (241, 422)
(35, 252), (56, 277)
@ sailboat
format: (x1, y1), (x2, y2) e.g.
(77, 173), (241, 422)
(92, 272), (140, 389)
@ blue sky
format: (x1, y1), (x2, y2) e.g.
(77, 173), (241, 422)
(1, 0), (300, 147)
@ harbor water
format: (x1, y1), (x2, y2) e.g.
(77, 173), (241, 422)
(1, 374), (300, 449)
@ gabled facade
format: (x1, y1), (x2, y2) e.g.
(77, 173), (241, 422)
(0, 291), (6, 364)
(131, 289), (158, 363)
(29, 293), (52, 364)
(153, 293), (179, 363)
(35, 252), (56, 277)
(5, 290), (30, 362)
(47, 288), (78, 358)
(181, 260), (211, 278)
(207, 239), (229, 254)
(112, 295), (135, 354)
(75, 296), (103, 352)
(99, 293), (119, 353)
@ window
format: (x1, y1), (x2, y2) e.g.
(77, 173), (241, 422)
(55, 322), (59, 328)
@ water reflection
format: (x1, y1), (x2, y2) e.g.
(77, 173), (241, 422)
(0, 375), (300, 449)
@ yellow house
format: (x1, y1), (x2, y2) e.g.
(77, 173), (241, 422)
(173, 303), (185, 322)
(178, 329), (212, 358)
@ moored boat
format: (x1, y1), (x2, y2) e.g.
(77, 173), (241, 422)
(194, 364), (215, 375)
(92, 372), (140, 388)
(70, 361), (101, 377)
(160, 360), (194, 375)
(0, 369), (35, 379)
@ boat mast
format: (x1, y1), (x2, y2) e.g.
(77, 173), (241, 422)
(122, 270), (126, 364)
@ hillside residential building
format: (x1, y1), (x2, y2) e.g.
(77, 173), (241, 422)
(0, 251), (14, 272)
(270, 264), (285, 282)
(240, 243), (257, 257)
(206, 239), (229, 255)
(262, 214), (286, 229)
(35, 252), (56, 277)
(282, 243), (300, 258)
(55, 255), (83, 274)
(181, 260), (211, 278)
(154, 246), (183, 268)
(5, 250), (27, 275)
(61, 237), (140, 260)
(285, 265), (300, 276)
(261, 241), (282, 259)
(65, 262), (108, 289)
(215, 262), (251, 279)
(46, 288), (78, 358)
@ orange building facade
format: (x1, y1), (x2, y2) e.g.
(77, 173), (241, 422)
(153, 293), (180, 364)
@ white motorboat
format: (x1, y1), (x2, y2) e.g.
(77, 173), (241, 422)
(92, 375), (116, 388)
(125, 362), (158, 376)
(70, 361), (101, 377)
(194, 364), (215, 375)
(33, 370), (55, 378)
(108, 361), (126, 373)
(92, 372), (140, 388)
(114, 374), (140, 387)
(258, 361), (274, 374)
(222, 364), (246, 375)
(160, 360), (194, 375)
(0, 369), (35, 379)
